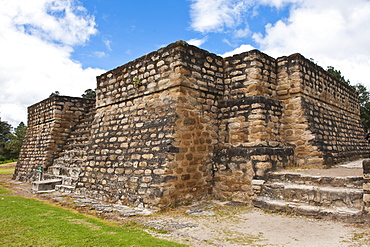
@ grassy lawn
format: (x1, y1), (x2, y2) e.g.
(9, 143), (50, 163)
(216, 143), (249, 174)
(0, 161), (16, 174)
(0, 168), (15, 174)
(0, 186), (186, 247)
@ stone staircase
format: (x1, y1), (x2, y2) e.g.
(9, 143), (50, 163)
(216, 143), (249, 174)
(253, 165), (366, 222)
(42, 111), (94, 193)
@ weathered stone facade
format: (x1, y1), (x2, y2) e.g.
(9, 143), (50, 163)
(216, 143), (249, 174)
(13, 96), (94, 182)
(363, 159), (370, 213)
(14, 41), (370, 207)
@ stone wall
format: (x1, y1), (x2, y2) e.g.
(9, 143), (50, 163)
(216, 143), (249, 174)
(14, 41), (370, 207)
(76, 43), (224, 207)
(363, 159), (370, 213)
(276, 54), (369, 167)
(14, 96), (95, 182)
(214, 50), (295, 201)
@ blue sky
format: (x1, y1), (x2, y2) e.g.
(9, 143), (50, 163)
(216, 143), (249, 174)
(1, 0), (370, 127)
(73, 0), (290, 70)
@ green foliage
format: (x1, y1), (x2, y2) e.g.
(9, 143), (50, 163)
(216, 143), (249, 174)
(0, 120), (12, 160)
(49, 91), (60, 97)
(326, 66), (351, 85)
(175, 40), (189, 47)
(0, 167), (15, 174)
(0, 119), (27, 160)
(133, 77), (142, 88)
(5, 122), (27, 159)
(0, 195), (186, 246)
(355, 83), (370, 131)
(0, 159), (17, 165)
(82, 89), (96, 99)
(325, 66), (370, 131)
(0, 185), (11, 195)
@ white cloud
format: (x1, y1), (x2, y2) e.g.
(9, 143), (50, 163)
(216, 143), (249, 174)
(253, 0), (370, 88)
(93, 51), (108, 58)
(6, 0), (97, 45)
(234, 27), (251, 38)
(103, 37), (112, 51)
(220, 44), (256, 57)
(187, 37), (208, 47)
(189, 0), (250, 33)
(258, 0), (302, 8)
(190, 0), (370, 89)
(0, 0), (105, 127)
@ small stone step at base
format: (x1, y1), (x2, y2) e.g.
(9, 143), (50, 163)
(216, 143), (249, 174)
(253, 196), (365, 223)
(55, 184), (75, 193)
(268, 172), (363, 189)
(32, 179), (62, 192)
(262, 182), (363, 209)
(252, 179), (265, 195)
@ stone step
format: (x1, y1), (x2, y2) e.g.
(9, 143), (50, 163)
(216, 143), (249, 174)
(32, 179), (62, 192)
(267, 172), (363, 189)
(262, 182), (363, 209)
(55, 184), (75, 193)
(253, 196), (365, 223)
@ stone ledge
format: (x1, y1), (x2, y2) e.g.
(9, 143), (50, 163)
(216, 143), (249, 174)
(32, 179), (62, 192)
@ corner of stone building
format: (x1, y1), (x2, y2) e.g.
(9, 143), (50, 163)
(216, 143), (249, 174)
(14, 96), (95, 182)
(276, 53), (370, 167)
(153, 45), (223, 207)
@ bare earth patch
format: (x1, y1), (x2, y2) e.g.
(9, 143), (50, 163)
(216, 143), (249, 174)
(140, 202), (370, 247)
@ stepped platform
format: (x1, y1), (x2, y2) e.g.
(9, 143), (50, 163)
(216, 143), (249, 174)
(253, 160), (368, 222)
(32, 179), (62, 192)
(34, 110), (94, 194)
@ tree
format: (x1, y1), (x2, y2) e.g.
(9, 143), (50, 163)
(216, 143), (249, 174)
(0, 119), (12, 161)
(327, 66), (351, 85)
(354, 83), (370, 107)
(5, 122), (27, 159)
(354, 83), (370, 131)
(82, 89), (96, 99)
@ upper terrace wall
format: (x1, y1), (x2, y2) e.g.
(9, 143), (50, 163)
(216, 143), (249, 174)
(276, 54), (359, 114)
(277, 54), (369, 166)
(14, 96), (95, 182)
(220, 50), (282, 147)
(214, 50), (294, 201)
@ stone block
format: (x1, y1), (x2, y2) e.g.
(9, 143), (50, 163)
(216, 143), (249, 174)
(363, 160), (370, 175)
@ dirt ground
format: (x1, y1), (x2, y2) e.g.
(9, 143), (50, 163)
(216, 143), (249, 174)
(1, 162), (370, 247)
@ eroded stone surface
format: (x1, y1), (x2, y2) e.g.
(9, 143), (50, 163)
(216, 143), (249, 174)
(14, 41), (370, 208)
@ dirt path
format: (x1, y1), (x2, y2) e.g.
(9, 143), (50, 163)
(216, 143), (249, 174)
(1, 163), (370, 246)
(141, 203), (370, 247)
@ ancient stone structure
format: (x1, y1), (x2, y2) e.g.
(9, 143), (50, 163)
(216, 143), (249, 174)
(363, 159), (370, 213)
(13, 41), (370, 208)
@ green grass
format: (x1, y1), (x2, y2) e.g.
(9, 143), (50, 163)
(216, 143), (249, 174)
(0, 186), (186, 247)
(0, 185), (11, 195)
(0, 168), (14, 174)
(0, 160), (15, 174)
